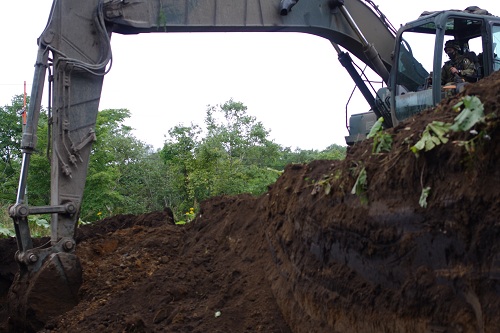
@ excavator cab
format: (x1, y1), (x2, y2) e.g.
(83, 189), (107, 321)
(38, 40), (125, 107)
(389, 8), (500, 125)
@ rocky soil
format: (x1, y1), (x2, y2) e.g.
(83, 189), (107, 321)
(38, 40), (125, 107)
(1, 71), (499, 332)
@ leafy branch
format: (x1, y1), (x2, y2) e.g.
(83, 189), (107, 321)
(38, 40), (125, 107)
(410, 121), (450, 155)
(351, 165), (368, 204)
(367, 117), (393, 153)
(411, 95), (486, 156)
(419, 186), (431, 208)
(449, 95), (485, 132)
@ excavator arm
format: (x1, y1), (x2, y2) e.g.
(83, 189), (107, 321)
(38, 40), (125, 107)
(9, 0), (397, 330)
(103, 0), (394, 78)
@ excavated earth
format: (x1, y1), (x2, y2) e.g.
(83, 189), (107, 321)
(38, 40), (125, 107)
(1, 71), (500, 332)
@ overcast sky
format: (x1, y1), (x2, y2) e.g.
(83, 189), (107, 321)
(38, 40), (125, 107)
(1, 1), (499, 150)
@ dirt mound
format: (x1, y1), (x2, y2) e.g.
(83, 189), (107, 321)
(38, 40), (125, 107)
(1, 72), (500, 332)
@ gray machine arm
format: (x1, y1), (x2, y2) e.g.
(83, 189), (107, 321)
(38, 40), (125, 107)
(104, 0), (394, 77)
(9, 0), (397, 330)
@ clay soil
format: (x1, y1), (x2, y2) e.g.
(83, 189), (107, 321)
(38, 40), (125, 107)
(1, 72), (500, 332)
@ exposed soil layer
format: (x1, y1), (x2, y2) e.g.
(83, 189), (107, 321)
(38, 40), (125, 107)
(1, 72), (500, 332)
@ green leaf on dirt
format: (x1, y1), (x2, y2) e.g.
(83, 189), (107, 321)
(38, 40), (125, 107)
(367, 117), (393, 153)
(367, 117), (384, 139)
(373, 132), (393, 153)
(410, 96), (485, 156)
(351, 167), (368, 204)
(324, 182), (332, 195)
(450, 95), (485, 132)
(419, 186), (431, 208)
(411, 121), (451, 154)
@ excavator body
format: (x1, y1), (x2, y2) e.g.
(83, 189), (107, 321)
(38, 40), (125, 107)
(7, 0), (500, 331)
(346, 5), (500, 143)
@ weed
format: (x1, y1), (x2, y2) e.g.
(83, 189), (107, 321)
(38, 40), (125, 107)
(28, 215), (50, 237)
(311, 178), (332, 196)
(411, 121), (451, 155)
(449, 95), (485, 132)
(411, 95), (486, 156)
(350, 164), (368, 204)
(0, 225), (14, 237)
(419, 186), (431, 208)
(367, 117), (393, 153)
(176, 207), (196, 225)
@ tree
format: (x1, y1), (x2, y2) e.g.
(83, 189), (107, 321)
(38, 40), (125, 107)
(81, 108), (152, 221)
(0, 95), (24, 164)
(0, 95), (54, 207)
(160, 123), (202, 215)
(118, 150), (171, 214)
(0, 95), (26, 204)
(25, 110), (50, 206)
(158, 99), (348, 218)
(199, 99), (282, 195)
(276, 144), (347, 169)
(25, 107), (171, 221)
(204, 99), (279, 164)
(0, 95), (49, 234)
(2, 94), (347, 227)
(161, 99), (286, 216)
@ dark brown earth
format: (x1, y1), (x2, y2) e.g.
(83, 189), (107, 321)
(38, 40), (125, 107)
(1, 71), (500, 332)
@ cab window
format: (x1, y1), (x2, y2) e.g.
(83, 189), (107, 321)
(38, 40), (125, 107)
(493, 25), (500, 71)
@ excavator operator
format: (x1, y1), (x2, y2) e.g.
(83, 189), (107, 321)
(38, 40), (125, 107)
(441, 39), (477, 85)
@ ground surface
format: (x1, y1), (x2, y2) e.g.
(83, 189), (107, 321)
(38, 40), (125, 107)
(1, 72), (500, 332)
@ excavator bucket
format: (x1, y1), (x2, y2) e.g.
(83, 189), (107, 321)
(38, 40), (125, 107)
(8, 253), (82, 332)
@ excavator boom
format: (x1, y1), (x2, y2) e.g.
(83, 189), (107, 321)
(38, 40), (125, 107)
(104, 0), (395, 74)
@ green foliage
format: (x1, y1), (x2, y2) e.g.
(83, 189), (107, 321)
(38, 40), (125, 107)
(175, 207), (195, 225)
(350, 165), (368, 204)
(161, 99), (284, 216)
(26, 110), (51, 206)
(411, 96), (487, 209)
(0, 226), (14, 238)
(0, 203), (14, 238)
(160, 99), (346, 218)
(81, 108), (159, 221)
(419, 186), (431, 208)
(449, 95), (485, 132)
(310, 178), (332, 196)
(28, 215), (50, 237)
(1, 93), (347, 227)
(367, 117), (393, 153)
(0, 161), (19, 203)
(0, 95), (24, 163)
(0, 203), (49, 238)
(410, 121), (451, 155)
(449, 96), (488, 154)
(0, 95), (25, 204)
(367, 117), (384, 139)
(277, 144), (346, 167)
(118, 151), (170, 214)
(411, 96), (486, 156)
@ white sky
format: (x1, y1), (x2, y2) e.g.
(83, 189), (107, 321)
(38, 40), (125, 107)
(1, 1), (499, 150)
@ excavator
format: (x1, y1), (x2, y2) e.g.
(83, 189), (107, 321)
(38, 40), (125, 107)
(7, 0), (500, 330)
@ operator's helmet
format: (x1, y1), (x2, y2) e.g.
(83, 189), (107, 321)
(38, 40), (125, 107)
(444, 40), (461, 52)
